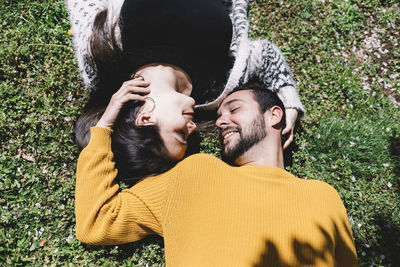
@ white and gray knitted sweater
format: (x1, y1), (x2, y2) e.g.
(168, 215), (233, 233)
(66, 0), (305, 113)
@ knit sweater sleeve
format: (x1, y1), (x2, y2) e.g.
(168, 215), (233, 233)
(75, 127), (169, 245)
(248, 39), (305, 115)
(226, 0), (251, 57)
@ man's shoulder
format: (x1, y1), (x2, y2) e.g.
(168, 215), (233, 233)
(180, 153), (226, 165)
(297, 178), (343, 202)
(173, 153), (232, 174)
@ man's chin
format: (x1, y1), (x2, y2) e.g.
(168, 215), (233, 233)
(222, 144), (235, 158)
(222, 147), (239, 165)
(223, 135), (239, 149)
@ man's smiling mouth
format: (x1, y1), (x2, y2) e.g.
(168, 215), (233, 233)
(223, 131), (238, 140)
(221, 127), (241, 142)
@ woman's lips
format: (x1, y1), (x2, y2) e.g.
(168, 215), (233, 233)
(183, 111), (194, 119)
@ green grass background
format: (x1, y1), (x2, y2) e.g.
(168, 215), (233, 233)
(1, 0), (399, 266)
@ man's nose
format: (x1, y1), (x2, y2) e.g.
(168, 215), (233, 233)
(216, 115), (228, 129)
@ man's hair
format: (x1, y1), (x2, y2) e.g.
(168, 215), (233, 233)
(228, 81), (286, 129)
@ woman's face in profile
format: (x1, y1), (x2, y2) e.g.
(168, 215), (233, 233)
(154, 90), (197, 160)
(136, 64), (197, 160)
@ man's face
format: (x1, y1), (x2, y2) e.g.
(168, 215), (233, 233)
(216, 90), (267, 164)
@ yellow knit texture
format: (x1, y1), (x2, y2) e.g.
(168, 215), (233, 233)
(76, 127), (358, 266)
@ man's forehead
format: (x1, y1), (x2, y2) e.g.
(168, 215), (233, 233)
(220, 89), (254, 106)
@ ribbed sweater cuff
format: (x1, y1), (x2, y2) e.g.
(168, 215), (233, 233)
(87, 127), (114, 151)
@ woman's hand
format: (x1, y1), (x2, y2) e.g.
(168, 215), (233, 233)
(282, 108), (298, 150)
(96, 77), (150, 129)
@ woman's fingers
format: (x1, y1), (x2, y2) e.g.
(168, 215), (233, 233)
(126, 93), (147, 102)
(114, 88), (148, 103)
(122, 79), (150, 88)
(282, 125), (291, 135)
(282, 108), (298, 149)
(283, 108), (298, 134)
(97, 94), (142, 129)
(96, 79), (150, 129)
(282, 125), (294, 149)
(125, 85), (150, 95)
(282, 120), (293, 136)
(113, 79), (150, 99)
(113, 78), (150, 97)
(283, 131), (294, 150)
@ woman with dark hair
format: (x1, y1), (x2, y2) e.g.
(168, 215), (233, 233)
(70, 0), (233, 184)
(95, 66), (199, 181)
(67, 0), (305, 184)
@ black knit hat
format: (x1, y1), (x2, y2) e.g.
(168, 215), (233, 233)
(119, 0), (233, 89)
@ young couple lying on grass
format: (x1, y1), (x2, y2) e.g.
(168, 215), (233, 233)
(69, 0), (358, 265)
(75, 81), (358, 266)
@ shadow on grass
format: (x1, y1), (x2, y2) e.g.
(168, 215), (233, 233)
(372, 213), (400, 265)
(82, 219), (357, 266)
(117, 235), (164, 261)
(83, 235), (165, 263)
(389, 135), (400, 182)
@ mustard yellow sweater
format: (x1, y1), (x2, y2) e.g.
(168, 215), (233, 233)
(76, 127), (358, 266)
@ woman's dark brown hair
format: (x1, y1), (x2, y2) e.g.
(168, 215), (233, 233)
(74, 9), (199, 186)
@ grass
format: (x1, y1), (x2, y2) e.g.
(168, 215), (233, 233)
(1, 0), (399, 266)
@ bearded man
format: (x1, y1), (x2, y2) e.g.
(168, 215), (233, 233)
(75, 82), (358, 266)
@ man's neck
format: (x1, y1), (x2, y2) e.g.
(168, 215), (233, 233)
(234, 138), (284, 169)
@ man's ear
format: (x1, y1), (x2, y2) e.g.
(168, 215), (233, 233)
(264, 106), (284, 128)
(135, 111), (156, 126)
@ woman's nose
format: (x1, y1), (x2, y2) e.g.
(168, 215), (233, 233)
(186, 95), (195, 107)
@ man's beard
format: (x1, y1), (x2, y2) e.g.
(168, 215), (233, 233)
(220, 114), (267, 164)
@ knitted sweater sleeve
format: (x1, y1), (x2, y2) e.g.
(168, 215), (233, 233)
(75, 127), (168, 245)
(226, 0), (250, 58)
(248, 39), (305, 115)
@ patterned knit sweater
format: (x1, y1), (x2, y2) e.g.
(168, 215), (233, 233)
(76, 127), (358, 266)
(66, 0), (305, 114)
